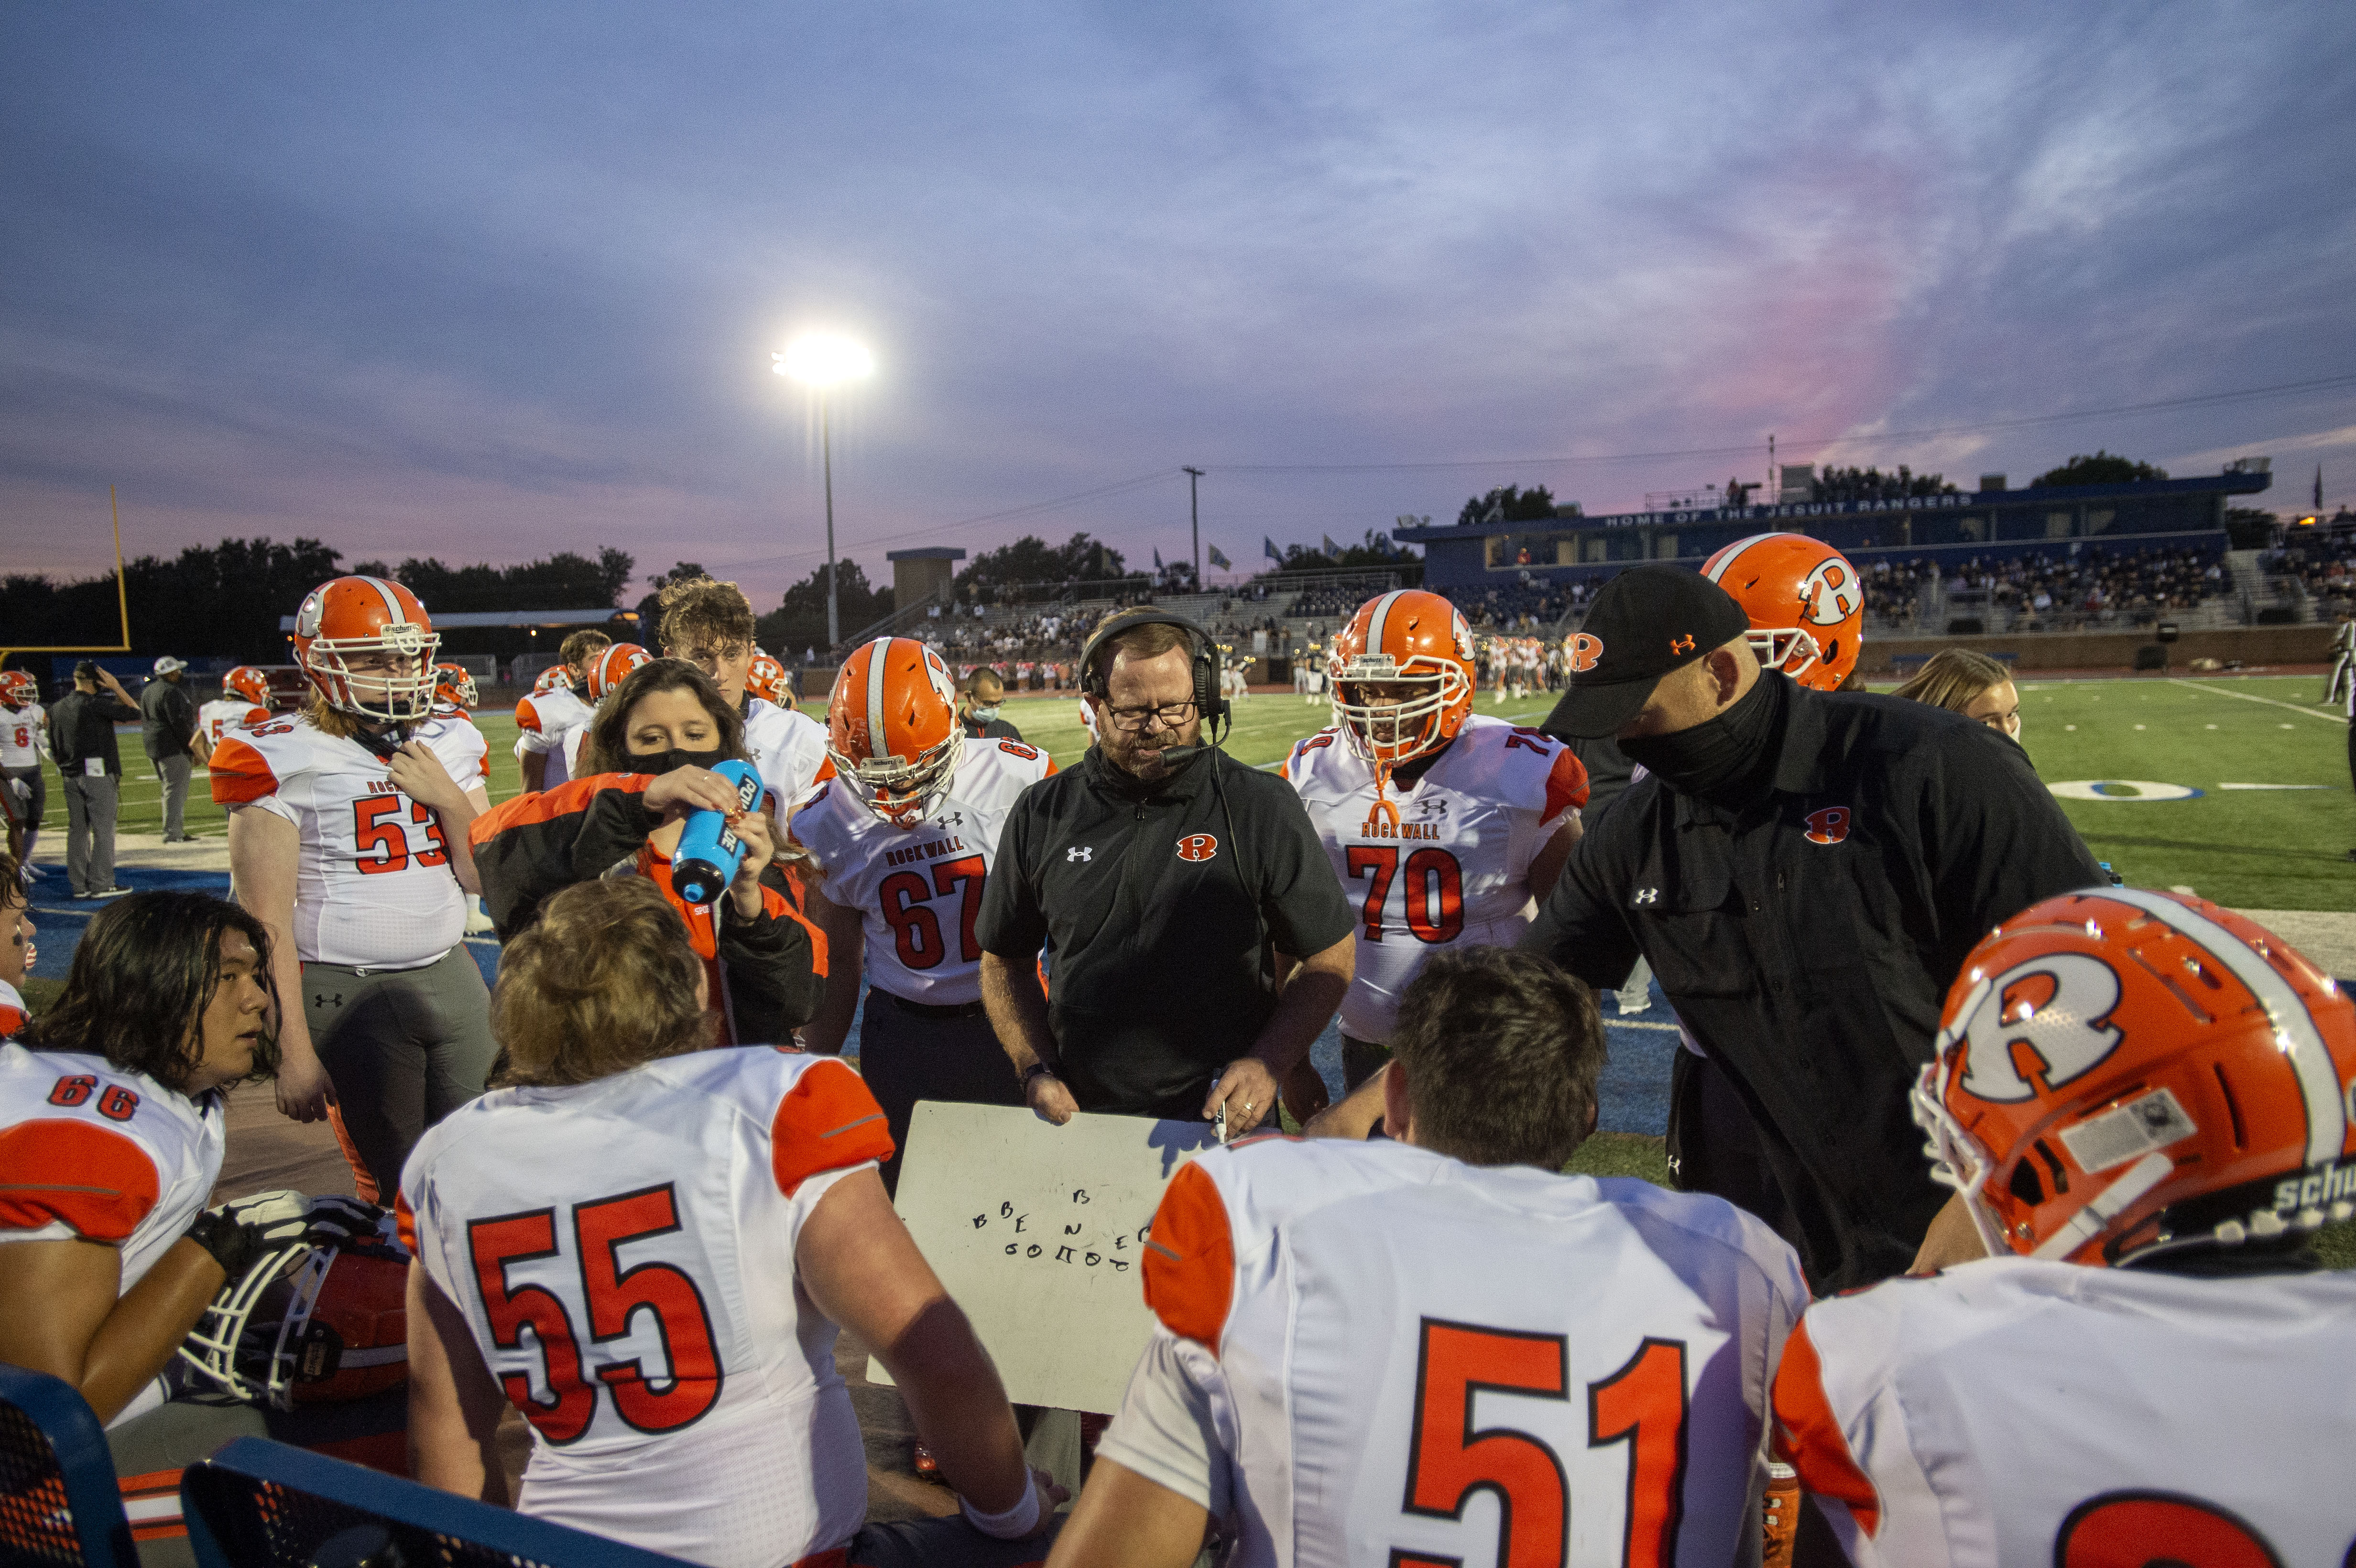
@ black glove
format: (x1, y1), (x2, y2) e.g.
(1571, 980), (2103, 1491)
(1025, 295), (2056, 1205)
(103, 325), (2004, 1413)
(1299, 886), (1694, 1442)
(182, 1189), (310, 1279)
(304, 1195), (390, 1249)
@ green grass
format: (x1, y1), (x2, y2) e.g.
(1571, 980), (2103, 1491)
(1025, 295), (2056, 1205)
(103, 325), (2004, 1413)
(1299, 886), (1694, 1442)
(991, 686), (1568, 773)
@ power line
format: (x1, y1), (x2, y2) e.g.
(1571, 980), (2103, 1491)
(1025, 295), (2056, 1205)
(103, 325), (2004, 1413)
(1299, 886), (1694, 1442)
(1206, 373), (2356, 475)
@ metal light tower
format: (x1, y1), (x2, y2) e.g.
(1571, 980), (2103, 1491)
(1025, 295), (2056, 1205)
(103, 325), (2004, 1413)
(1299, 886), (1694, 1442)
(1184, 465), (1204, 584)
(774, 334), (875, 649)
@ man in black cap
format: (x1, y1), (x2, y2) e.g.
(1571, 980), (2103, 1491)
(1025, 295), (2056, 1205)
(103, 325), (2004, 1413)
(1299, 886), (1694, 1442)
(1520, 565), (2102, 1290)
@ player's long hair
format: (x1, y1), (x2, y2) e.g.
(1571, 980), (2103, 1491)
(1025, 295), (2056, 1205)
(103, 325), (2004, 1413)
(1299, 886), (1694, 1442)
(492, 877), (715, 1087)
(23, 892), (281, 1093)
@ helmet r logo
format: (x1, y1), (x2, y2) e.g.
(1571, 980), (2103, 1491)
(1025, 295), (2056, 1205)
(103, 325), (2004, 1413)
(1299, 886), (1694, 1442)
(1951, 954), (2126, 1102)
(1801, 558), (1866, 626)
(1804, 806), (1852, 845)
(1669, 634), (1695, 655)
(1175, 834), (1219, 862)
(1568, 633), (1603, 673)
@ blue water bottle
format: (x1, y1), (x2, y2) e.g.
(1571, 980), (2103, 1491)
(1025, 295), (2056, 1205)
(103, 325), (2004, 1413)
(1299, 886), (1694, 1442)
(670, 759), (764, 905)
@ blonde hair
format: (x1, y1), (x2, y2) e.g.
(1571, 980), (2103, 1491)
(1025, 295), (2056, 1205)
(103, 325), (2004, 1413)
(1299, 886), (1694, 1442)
(1889, 648), (2014, 714)
(658, 577), (757, 657)
(492, 878), (715, 1087)
(299, 689), (371, 740)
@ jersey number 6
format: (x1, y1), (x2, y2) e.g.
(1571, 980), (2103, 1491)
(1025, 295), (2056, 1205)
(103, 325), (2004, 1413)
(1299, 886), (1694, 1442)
(1398, 1318), (1686, 1568)
(878, 853), (987, 970)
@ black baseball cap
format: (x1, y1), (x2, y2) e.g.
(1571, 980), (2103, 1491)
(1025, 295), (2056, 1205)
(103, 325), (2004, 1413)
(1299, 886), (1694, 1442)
(1540, 566), (1750, 738)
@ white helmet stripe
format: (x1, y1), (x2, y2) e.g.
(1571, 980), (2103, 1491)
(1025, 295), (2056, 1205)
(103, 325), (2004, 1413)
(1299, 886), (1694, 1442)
(1701, 534), (1781, 586)
(865, 637), (895, 762)
(2099, 888), (2348, 1166)
(1363, 590), (1405, 651)
(358, 575), (408, 624)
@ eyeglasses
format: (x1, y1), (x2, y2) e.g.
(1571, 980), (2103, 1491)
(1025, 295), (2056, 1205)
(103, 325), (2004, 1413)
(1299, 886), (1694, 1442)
(1102, 699), (1197, 731)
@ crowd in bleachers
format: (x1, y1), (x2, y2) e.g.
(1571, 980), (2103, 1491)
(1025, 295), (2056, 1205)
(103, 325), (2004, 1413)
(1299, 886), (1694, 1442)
(1863, 558), (1939, 627)
(1943, 544), (2228, 626)
(1436, 578), (1586, 630)
(1805, 465), (1961, 503)
(2265, 521), (2356, 615)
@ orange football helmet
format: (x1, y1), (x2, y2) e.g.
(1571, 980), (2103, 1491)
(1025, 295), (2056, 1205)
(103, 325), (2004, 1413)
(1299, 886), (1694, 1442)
(746, 650), (793, 708)
(584, 642), (652, 702)
(1915, 888), (2356, 1268)
(291, 576), (439, 722)
(181, 1199), (410, 1408)
(1700, 533), (1864, 691)
(1329, 589), (1476, 771)
(0, 670), (37, 707)
(826, 636), (961, 828)
(222, 665), (272, 708)
(532, 663), (576, 696)
(431, 662), (478, 713)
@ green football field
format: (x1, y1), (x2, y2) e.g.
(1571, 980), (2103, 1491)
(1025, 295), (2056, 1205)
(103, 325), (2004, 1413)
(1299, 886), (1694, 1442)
(38, 674), (2355, 915)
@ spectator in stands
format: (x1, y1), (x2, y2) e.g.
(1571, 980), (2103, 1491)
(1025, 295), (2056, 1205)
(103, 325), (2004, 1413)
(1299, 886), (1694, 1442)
(403, 876), (1060, 1566)
(46, 661), (142, 900)
(0, 890), (377, 1568)
(1891, 648), (2022, 739)
(469, 659), (820, 1046)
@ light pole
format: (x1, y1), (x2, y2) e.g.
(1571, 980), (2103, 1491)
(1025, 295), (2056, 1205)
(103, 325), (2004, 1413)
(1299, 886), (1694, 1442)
(774, 333), (875, 650)
(1183, 465), (1204, 586)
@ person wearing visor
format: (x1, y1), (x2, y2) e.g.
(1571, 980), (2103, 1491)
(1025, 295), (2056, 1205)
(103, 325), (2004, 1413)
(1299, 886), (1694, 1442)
(1282, 589), (1588, 1120)
(469, 658), (820, 1047)
(1519, 566), (2102, 1292)
(790, 636), (1056, 1196)
(211, 576), (493, 1198)
(959, 667), (1023, 742)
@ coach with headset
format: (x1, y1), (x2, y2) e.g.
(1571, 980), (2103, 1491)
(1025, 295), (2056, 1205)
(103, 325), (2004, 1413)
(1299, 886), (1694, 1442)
(977, 612), (1355, 1132)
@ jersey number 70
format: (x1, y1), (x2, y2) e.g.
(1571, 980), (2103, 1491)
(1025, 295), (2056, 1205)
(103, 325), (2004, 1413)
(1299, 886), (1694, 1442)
(1398, 1318), (1687, 1568)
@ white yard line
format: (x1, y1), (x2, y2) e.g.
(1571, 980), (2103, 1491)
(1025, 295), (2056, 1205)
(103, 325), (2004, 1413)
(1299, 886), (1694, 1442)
(2167, 679), (2347, 725)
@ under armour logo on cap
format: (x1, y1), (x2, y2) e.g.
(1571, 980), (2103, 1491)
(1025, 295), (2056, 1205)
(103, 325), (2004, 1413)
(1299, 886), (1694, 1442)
(1631, 887), (1660, 906)
(1067, 846), (1093, 862)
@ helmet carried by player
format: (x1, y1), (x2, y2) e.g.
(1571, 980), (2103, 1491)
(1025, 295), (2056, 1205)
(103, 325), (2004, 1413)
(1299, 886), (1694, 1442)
(290, 576), (439, 724)
(1914, 888), (2356, 1268)
(222, 666), (272, 709)
(1329, 590), (1477, 773)
(432, 663), (478, 713)
(1700, 533), (1865, 691)
(180, 1197), (411, 1409)
(826, 636), (961, 829)
(746, 649), (793, 709)
(584, 642), (652, 703)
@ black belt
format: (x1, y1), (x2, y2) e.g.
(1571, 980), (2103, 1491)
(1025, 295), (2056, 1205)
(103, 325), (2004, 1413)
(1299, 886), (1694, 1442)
(880, 990), (988, 1021)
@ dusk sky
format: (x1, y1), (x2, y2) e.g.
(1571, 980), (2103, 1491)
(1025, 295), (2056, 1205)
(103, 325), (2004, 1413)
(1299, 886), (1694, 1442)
(6, 2), (2353, 606)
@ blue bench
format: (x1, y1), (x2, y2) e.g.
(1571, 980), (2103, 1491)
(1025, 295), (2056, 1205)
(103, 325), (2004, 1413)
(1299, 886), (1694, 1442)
(182, 1437), (693, 1568)
(0, 1362), (139, 1568)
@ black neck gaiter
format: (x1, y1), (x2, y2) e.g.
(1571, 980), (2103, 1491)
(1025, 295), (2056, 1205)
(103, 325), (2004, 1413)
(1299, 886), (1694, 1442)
(1618, 671), (1788, 808)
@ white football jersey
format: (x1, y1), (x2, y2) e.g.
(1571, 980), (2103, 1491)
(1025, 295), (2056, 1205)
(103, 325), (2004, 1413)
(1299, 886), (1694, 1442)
(513, 686), (593, 788)
(210, 714), (488, 969)
(788, 736), (1053, 1004)
(0, 980), (24, 1038)
(0, 704), (43, 769)
(0, 1044), (225, 1427)
(196, 698), (269, 749)
(743, 697), (834, 819)
(1775, 1255), (2356, 1568)
(1285, 715), (1588, 1042)
(398, 1048), (894, 1568)
(1105, 1136), (1807, 1568)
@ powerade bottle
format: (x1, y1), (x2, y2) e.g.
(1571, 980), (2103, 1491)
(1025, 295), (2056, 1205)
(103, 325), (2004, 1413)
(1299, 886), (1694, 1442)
(670, 759), (764, 905)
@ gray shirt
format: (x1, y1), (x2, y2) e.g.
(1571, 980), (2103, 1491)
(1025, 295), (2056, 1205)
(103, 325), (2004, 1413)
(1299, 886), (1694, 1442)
(140, 677), (198, 760)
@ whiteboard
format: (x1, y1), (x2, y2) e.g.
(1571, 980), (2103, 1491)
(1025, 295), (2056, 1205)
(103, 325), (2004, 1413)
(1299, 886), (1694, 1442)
(873, 1100), (1220, 1413)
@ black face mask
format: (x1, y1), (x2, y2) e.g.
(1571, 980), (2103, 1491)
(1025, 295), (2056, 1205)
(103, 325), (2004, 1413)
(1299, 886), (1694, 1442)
(1617, 672), (1786, 806)
(635, 746), (727, 777)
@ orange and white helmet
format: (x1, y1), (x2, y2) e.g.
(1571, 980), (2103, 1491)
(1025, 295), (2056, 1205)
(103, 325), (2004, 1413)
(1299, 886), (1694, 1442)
(0, 670), (37, 707)
(431, 663), (478, 714)
(180, 1196), (410, 1410)
(1700, 533), (1864, 691)
(584, 642), (652, 703)
(746, 650), (792, 708)
(826, 637), (961, 829)
(1915, 889), (2356, 1268)
(223, 666), (272, 708)
(532, 663), (575, 696)
(1329, 590), (1477, 771)
(290, 576), (438, 723)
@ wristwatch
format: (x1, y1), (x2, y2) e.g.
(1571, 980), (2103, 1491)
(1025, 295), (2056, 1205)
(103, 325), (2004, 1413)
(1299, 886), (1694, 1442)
(1019, 1060), (1059, 1091)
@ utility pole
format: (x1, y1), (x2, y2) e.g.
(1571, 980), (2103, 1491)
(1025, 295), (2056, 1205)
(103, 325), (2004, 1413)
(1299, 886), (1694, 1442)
(1184, 466), (1205, 586)
(821, 397), (839, 648)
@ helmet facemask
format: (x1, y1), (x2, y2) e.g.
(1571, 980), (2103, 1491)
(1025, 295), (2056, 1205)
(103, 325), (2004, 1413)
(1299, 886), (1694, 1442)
(830, 730), (961, 830)
(1744, 627), (1824, 684)
(1332, 654), (1466, 769)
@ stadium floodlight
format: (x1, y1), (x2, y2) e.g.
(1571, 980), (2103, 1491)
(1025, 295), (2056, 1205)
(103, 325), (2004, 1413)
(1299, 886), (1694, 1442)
(773, 334), (874, 649)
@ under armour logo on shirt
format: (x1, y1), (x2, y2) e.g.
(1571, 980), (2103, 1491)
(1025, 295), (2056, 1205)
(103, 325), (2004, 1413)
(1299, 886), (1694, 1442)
(1067, 846), (1093, 862)
(1631, 888), (1660, 906)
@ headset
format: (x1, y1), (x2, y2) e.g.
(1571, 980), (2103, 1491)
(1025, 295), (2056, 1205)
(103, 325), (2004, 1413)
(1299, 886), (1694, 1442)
(1076, 610), (1270, 1014)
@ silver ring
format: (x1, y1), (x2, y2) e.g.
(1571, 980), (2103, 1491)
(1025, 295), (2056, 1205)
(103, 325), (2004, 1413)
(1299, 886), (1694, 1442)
(1242, 1101), (1255, 1111)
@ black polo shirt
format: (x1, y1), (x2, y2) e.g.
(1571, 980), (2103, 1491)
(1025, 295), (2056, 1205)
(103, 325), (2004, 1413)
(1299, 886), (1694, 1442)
(978, 745), (1354, 1119)
(961, 713), (1024, 742)
(1521, 672), (2104, 1288)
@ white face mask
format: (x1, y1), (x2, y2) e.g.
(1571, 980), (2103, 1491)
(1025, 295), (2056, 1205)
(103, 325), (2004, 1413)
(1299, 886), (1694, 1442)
(970, 704), (1000, 722)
